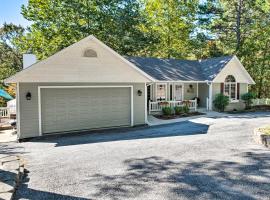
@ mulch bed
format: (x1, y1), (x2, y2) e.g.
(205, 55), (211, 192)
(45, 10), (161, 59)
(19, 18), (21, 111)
(227, 105), (270, 114)
(154, 112), (205, 120)
(252, 105), (270, 111)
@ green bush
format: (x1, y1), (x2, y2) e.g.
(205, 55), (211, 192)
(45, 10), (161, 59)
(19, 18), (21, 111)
(162, 106), (173, 116)
(183, 105), (190, 113)
(174, 106), (183, 115)
(241, 92), (256, 109)
(213, 93), (229, 112)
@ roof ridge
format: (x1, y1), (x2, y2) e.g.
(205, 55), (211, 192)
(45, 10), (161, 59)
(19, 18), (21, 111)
(126, 55), (233, 62)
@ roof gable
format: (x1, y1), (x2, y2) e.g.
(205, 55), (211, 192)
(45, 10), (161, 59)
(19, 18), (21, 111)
(5, 36), (152, 83)
(213, 56), (255, 84)
(200, 56), (233, 81)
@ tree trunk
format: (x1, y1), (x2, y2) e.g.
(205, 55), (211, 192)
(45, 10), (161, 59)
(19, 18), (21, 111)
(236, 0), (243, 52)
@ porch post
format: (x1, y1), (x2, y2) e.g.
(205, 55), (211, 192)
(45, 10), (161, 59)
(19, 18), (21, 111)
(196, 82), (199, 97)
(209, 83), (213, 110)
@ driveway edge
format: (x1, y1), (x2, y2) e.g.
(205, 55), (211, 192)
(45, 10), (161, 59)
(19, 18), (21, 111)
(254, 128), (270, 148)
(0, 155), (25, 200)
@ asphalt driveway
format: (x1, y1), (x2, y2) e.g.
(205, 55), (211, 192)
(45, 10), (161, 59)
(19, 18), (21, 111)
(3, 112), (270, 200)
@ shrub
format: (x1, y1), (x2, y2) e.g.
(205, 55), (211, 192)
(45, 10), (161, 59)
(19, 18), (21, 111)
(183, 105), (190, 113)
(241, 92), (256, 109)
(175, 106), (183, 115)
(162, 106), (173, 116)
(213, 93), (229, 112)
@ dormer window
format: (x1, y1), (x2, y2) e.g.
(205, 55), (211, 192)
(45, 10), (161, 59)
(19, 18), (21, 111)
(83, 49), (97, 57)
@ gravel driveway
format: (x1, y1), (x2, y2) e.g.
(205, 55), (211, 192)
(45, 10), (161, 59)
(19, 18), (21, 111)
(4, 112), (270, 200)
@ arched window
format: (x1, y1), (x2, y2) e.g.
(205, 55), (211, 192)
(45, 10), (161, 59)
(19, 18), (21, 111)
(224, 75), (237, 100)
(83, 49), (97, 57)
(225, 75), (236, 82)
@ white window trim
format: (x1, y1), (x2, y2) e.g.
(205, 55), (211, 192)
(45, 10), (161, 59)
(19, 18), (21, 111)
(155, 83), (167, 101)
(38, 85), (134, 136)
(224, 82), (239, 102)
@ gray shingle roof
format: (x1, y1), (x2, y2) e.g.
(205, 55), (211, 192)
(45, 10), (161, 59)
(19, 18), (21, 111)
(126, 56), (233, 81)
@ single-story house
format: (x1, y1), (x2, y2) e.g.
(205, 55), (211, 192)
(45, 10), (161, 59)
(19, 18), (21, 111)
(5, 35), (255, 139)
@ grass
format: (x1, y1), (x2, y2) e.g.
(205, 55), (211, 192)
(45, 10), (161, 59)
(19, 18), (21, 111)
(259, 126), (270, 135)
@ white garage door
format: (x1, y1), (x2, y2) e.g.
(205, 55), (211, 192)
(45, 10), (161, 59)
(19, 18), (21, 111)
(40, 87), (131, 134)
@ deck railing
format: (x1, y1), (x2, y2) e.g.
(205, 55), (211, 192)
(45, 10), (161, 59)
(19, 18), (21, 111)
(0, 107), (9, 118)
(252, 98), (270, 106)
(149, 100), (197, 114)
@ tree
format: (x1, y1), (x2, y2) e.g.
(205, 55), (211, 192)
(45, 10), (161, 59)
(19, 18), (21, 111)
(0, 23), (23, 106)
(141, 0), (199, 59)
(198, 0), (270, 98)
(0, 23), (24, 83)
(19, 0), (155, 59)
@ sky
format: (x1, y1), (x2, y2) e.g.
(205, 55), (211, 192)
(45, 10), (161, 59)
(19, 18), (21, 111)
(0, 0), (31, 27)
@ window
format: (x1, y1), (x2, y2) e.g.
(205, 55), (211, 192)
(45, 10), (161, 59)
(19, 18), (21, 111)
(224, 75), (237, 100)
(156, 84), (166, 101)
(83, 49), (97, 57)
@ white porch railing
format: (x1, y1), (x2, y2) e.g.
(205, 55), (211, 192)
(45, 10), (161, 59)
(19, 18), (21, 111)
(149, 100), (197, 114)
(252, 98), (270, 106)
(0, 107), (9, 118)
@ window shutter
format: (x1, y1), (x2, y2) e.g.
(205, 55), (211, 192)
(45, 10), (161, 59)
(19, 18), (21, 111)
(237, 83), (240, 99)
(220, 83), (224, 94)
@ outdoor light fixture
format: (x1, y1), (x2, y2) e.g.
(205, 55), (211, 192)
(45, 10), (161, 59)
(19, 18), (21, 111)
(26, 92), (32, 100)
(137, 90), (142, 96)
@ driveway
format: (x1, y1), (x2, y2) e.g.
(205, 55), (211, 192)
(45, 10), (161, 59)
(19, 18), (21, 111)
(3, 112), (270, 200)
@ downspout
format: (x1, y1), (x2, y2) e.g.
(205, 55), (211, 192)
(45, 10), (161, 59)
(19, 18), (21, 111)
(206, 81), (213, 111)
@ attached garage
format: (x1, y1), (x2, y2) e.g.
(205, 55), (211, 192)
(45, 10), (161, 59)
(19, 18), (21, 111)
(39, 86), (133, 135)
(5, 36), (152, 139)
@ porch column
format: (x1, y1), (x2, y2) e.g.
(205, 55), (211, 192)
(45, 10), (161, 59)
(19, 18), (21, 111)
(208, 83), (213, 110)
(196, 82), (199, 97)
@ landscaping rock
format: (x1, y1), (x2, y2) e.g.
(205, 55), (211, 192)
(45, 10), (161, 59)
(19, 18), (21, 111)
(0, 192), (13, 200)
(0, 155), (24, 200)
(3, 161), (20, 171)
(0, 156), (18, 164)
(0, 181), (15, 193)
(0, 171), (17, 182)
(254, 128), (270, 148)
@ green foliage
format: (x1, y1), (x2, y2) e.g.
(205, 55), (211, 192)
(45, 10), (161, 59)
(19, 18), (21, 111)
(196, 0), (270, 98)
(174, 106), (183, 115)
(162, 106), (173, 116)
(241, 92), (256, 109)
(213, 93), (230, 112)
(142, 0), (199, 58)
(19, 0), (157, 59)
(183, 105), (190, 114)
(0, 23), (24, 81)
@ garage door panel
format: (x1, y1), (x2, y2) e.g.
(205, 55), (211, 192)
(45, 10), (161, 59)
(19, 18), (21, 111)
(41, 87), (131, 134)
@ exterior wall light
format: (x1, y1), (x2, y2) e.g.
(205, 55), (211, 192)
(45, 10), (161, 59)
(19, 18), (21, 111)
(137, 90), (142, 96)
(26, 92), (32, 100)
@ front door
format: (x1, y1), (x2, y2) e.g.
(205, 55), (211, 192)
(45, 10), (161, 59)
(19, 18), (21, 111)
(175, 84), (183, 100)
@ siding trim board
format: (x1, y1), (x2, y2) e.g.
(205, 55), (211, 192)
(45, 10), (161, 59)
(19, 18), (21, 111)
(16, 83), (21, 139)
(38, 85), (134, 136)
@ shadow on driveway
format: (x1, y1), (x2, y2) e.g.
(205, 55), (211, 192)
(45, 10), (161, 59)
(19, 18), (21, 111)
(25, 121), (209, 147)
(88, 151), (270, 200)
(16, 150), (270, 199)
(15, 173), (89, 200)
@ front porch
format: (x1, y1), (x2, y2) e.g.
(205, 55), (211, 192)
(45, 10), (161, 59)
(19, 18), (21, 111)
(147, 82), (210, 114)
